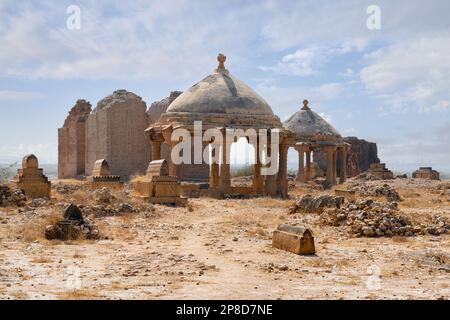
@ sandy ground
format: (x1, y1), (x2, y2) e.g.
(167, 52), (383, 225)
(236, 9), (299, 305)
(0, 178), (449, 300)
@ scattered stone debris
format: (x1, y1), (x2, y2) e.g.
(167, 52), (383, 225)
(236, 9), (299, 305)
(0, 185), (26, 207)
(82, 204), (119, 217)
(29, 198), (48, 208)
(92, 187), (114, 204)
(80, 202), (152, 217)
(347, 182), (401, 202)
(117, 202), (134, 213)
(319, 199), (449, 237)
(312, 178), (331, 190)
(289, 194), (344, 214)
(355, 172), (379, 181)
(436, 182), (450, 196)
(45, 204), (100, 240)
(53, 183), (81, 195)
(272, 224), (316, 255)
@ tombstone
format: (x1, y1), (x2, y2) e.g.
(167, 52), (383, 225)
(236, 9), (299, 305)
(89, 159), (123, 189)
(367, 163), (394, 180)
(12, 154), (51, 199)
(92, 159), (112, 177)
(135, 159), (187, 205)
(272, 224), (316, 255)
(412, 167), (440, 180)
(63, 203), (84, 221)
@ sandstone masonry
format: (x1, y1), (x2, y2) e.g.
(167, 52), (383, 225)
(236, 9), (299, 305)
(58, 100), (91, 179)
(85, 90), (151, 179)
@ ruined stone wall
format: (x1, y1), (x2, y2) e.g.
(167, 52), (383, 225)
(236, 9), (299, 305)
(344, 137), (380, 174)
(85, 90), (151, 179)
(147, 91), (182, 125)
(313, 137), (380, 177)
(58, 100), (91, 179)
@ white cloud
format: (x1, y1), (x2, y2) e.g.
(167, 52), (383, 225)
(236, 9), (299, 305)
(360, 34), (450, 113)
(259, 44), (365, 77)
(260, 47), (324, 76)
(256, 81), (345, 120)
(316, 83), (343, 100)
(0, 90), (43, 100)
(0, 1), (264, 80)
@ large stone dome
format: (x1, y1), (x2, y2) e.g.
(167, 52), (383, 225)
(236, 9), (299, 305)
(166, 72), (274, 116)
(166, 54), (274, 116)
(283, 100), (342, 141)
(156, 54), (281, 128)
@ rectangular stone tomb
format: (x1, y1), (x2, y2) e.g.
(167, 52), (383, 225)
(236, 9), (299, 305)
(412, 167), (440, 180)
(367, 163), (394, 179)
(135, 160), (187, 205)
(88, 159), (123, 189)
(12, 154), (51, 199)
(272, 224), (316, 255)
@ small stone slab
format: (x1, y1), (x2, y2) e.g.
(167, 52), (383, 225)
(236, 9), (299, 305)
(272, 225), (315, 255)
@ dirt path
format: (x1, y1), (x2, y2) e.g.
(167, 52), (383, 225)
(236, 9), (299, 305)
(167, 215), (274, 299)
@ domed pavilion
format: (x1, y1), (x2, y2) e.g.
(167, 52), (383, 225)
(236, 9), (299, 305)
(283, 100), (350, 185)
(146, 54), (291, 198)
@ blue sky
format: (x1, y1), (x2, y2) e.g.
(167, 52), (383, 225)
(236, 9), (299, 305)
(0, 0), (449, 174)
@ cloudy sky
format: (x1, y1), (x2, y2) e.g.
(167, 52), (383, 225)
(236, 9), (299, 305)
(0, 0), (449, 173)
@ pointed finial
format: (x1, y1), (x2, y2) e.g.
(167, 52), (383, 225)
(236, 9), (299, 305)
(302, 99), (310, 110)
(217, 53), (226, 70)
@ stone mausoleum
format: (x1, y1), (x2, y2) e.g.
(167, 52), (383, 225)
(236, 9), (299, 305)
(58, 53), (384, 198)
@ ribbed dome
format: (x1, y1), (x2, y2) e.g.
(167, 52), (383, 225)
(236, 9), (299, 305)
(283, 100), (341, 140)
(166, 55), (274, 116)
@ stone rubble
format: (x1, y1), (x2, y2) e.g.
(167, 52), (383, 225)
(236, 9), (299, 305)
(319, 199), (449, 237)
(0, 185), (26, 207)
(347, 182), (401, 202)
(289, 194), (344, 214)
(92, 187), (114, 204)
(53, 183), (81, 195)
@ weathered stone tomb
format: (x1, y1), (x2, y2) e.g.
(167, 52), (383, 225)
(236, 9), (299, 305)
(272, 224), (316, 255)
(12, 154), (51, 199)
(367, 163), (394, 180)
(89, 159), (123, 189)
(412, 167), (440, 180)
(135, 159), (187, 205)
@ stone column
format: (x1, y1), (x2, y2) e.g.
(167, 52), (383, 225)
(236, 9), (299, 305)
(325, 147), (335, 185)
(305, 149), (312, 181)
(339, 146), (347, 184)
(253, 138), (264, 194)
(296, 148), (305, 182)
(332, 150), (337, 185)
(151, 139), (162, 161)
(168, 141), (178, 178)
(210, 145), (219, 188)
(219, 135), (231, 193)
(264, 143), (278, 197)
(278, 144), (289, 199)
